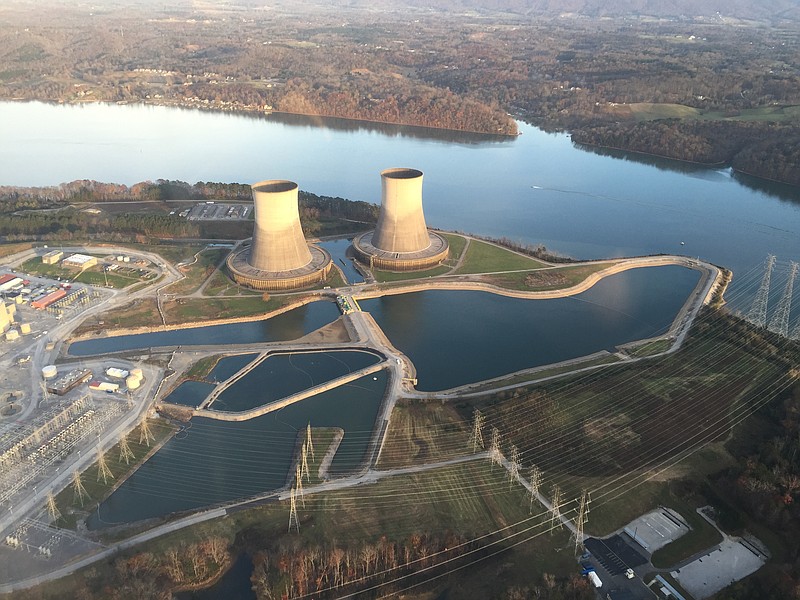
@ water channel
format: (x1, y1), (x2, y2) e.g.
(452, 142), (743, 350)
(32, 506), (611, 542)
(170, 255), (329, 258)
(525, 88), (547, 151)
(88, 370), (388, 527)
(68, 301), (341, 356)
(211, 350), (382, 412)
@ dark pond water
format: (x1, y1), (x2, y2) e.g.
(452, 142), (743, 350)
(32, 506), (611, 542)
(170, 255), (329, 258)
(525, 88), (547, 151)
(176, 554), (256, 600)
(162, 380), (216, 408)
(211, 350), (382, 412)
(206, 353), (259, 383)
(69, 301), (340, 356)
(361, 265), (700, 391)
(87, 370), (388, 527)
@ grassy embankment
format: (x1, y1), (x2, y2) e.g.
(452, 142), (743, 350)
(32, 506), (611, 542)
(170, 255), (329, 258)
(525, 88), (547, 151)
(50, 419), (176, 531)
(377, 309), (794, 566)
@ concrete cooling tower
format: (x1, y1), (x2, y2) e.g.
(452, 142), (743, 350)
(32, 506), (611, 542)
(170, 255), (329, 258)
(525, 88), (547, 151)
(353, 168), (448, 271)
(227, 180), (331, 290)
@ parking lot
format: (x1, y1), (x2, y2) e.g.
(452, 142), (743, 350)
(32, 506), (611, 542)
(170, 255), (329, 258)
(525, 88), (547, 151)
(585, 535), (648, 576)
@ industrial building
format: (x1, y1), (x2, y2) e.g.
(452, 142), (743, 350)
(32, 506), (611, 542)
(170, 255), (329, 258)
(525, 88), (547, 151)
(0, 302), (15, 332)
(31, 289), (66, 310)
(353, 168), (449, 271)
(226, 180), (331, 290)
(0, 275), (23, 293)
(46, 369), (93, 396)
(89, 380), (119, 393)
(41, 250), (63, 265)
(62, 253), (98, 269)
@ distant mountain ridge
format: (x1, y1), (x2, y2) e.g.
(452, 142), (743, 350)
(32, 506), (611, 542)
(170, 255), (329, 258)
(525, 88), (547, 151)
(336, 0), (800, 22)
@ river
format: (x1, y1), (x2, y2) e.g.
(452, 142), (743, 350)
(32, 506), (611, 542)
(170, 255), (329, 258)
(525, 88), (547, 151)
(2, 101), (800, 317)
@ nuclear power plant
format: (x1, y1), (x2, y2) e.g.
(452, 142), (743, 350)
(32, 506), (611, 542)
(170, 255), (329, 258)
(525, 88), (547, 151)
(353, 168), (448, 271)
(227, 180), (331, 290)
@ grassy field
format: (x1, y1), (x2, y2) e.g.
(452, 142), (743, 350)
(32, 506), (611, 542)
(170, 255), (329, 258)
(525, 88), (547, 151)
(481, 262), (617, 291)
(374, 264), (451, 282)
(0, 242), (33, 259)
(186, 354), (223, 380)
(378, 401), (470, 469)
(619, 102), (800, 123)
(440, 232), (468, 262)
(163, 294), (292, 323)
(626, 338), (673, 357)
(119, 242), (206, 265)
(453, 240), (546, 275)
(72, 296), (163, 334)
(163, 247), (230, 296)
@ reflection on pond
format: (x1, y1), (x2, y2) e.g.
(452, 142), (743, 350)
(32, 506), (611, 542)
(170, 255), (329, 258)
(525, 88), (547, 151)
(362, 266), (700, 391)
(88, 370), (388, 527)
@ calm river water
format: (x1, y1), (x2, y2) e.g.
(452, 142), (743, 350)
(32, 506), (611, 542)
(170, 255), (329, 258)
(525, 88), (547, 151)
(2, 101), (800, 316)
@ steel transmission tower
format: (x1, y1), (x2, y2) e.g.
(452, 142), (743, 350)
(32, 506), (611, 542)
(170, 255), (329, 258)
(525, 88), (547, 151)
(747, 254), (776, 328)
(768, 262), (798, 337)
(571, 490), (590, 554)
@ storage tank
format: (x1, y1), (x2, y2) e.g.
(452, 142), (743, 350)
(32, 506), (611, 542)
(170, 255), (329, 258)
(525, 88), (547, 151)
(126, 375), (141, 390)
(42, 365), (57, 379)
(130, 367), (144, 379)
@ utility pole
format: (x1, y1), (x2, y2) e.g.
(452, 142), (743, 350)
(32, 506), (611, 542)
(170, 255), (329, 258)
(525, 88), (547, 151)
(46, 491), (61, 523)
(119, 434), (134, 464)
(469, 409), (485, 453)
(529, 465), (543, 513)
(139, 419), (154, 447)
(572, 490), (590, 554)
(508, 445), (520, 488)
(747, 254), (776, 328)
(549, 485), (563, 534)
(288, 487), (300, 533)
(301, 442), (310, 482)
(306, 422), (315, 461)
(72, 471), (88, 507)
(295, 464), (305, 507)
(489, 427), (502, 467)
(96, 449), (114, 484)
(768, 261), (798, 337)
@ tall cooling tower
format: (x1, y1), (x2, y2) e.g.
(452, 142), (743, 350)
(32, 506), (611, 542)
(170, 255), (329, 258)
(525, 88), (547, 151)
(372, 168), (431, 253)
(249, 180), (312, 272)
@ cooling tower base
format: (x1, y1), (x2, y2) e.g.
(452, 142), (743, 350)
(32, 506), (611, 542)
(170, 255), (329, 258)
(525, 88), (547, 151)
(227, 242), (332, 291)
(353, 231), (449, 272)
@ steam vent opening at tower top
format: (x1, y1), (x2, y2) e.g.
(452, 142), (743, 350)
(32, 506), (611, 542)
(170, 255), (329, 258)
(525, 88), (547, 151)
(352, 168), (449, 271)
(226, 180), (332, 291)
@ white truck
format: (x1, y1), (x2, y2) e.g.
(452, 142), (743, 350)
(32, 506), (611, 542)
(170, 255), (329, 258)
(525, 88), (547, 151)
(587, 570), (602, 588)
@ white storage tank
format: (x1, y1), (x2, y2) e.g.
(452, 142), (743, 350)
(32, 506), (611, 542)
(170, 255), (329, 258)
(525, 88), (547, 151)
(42, 365), (57, 379)
(130, 367), (144, 379)
(126, 375), (141, 390)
